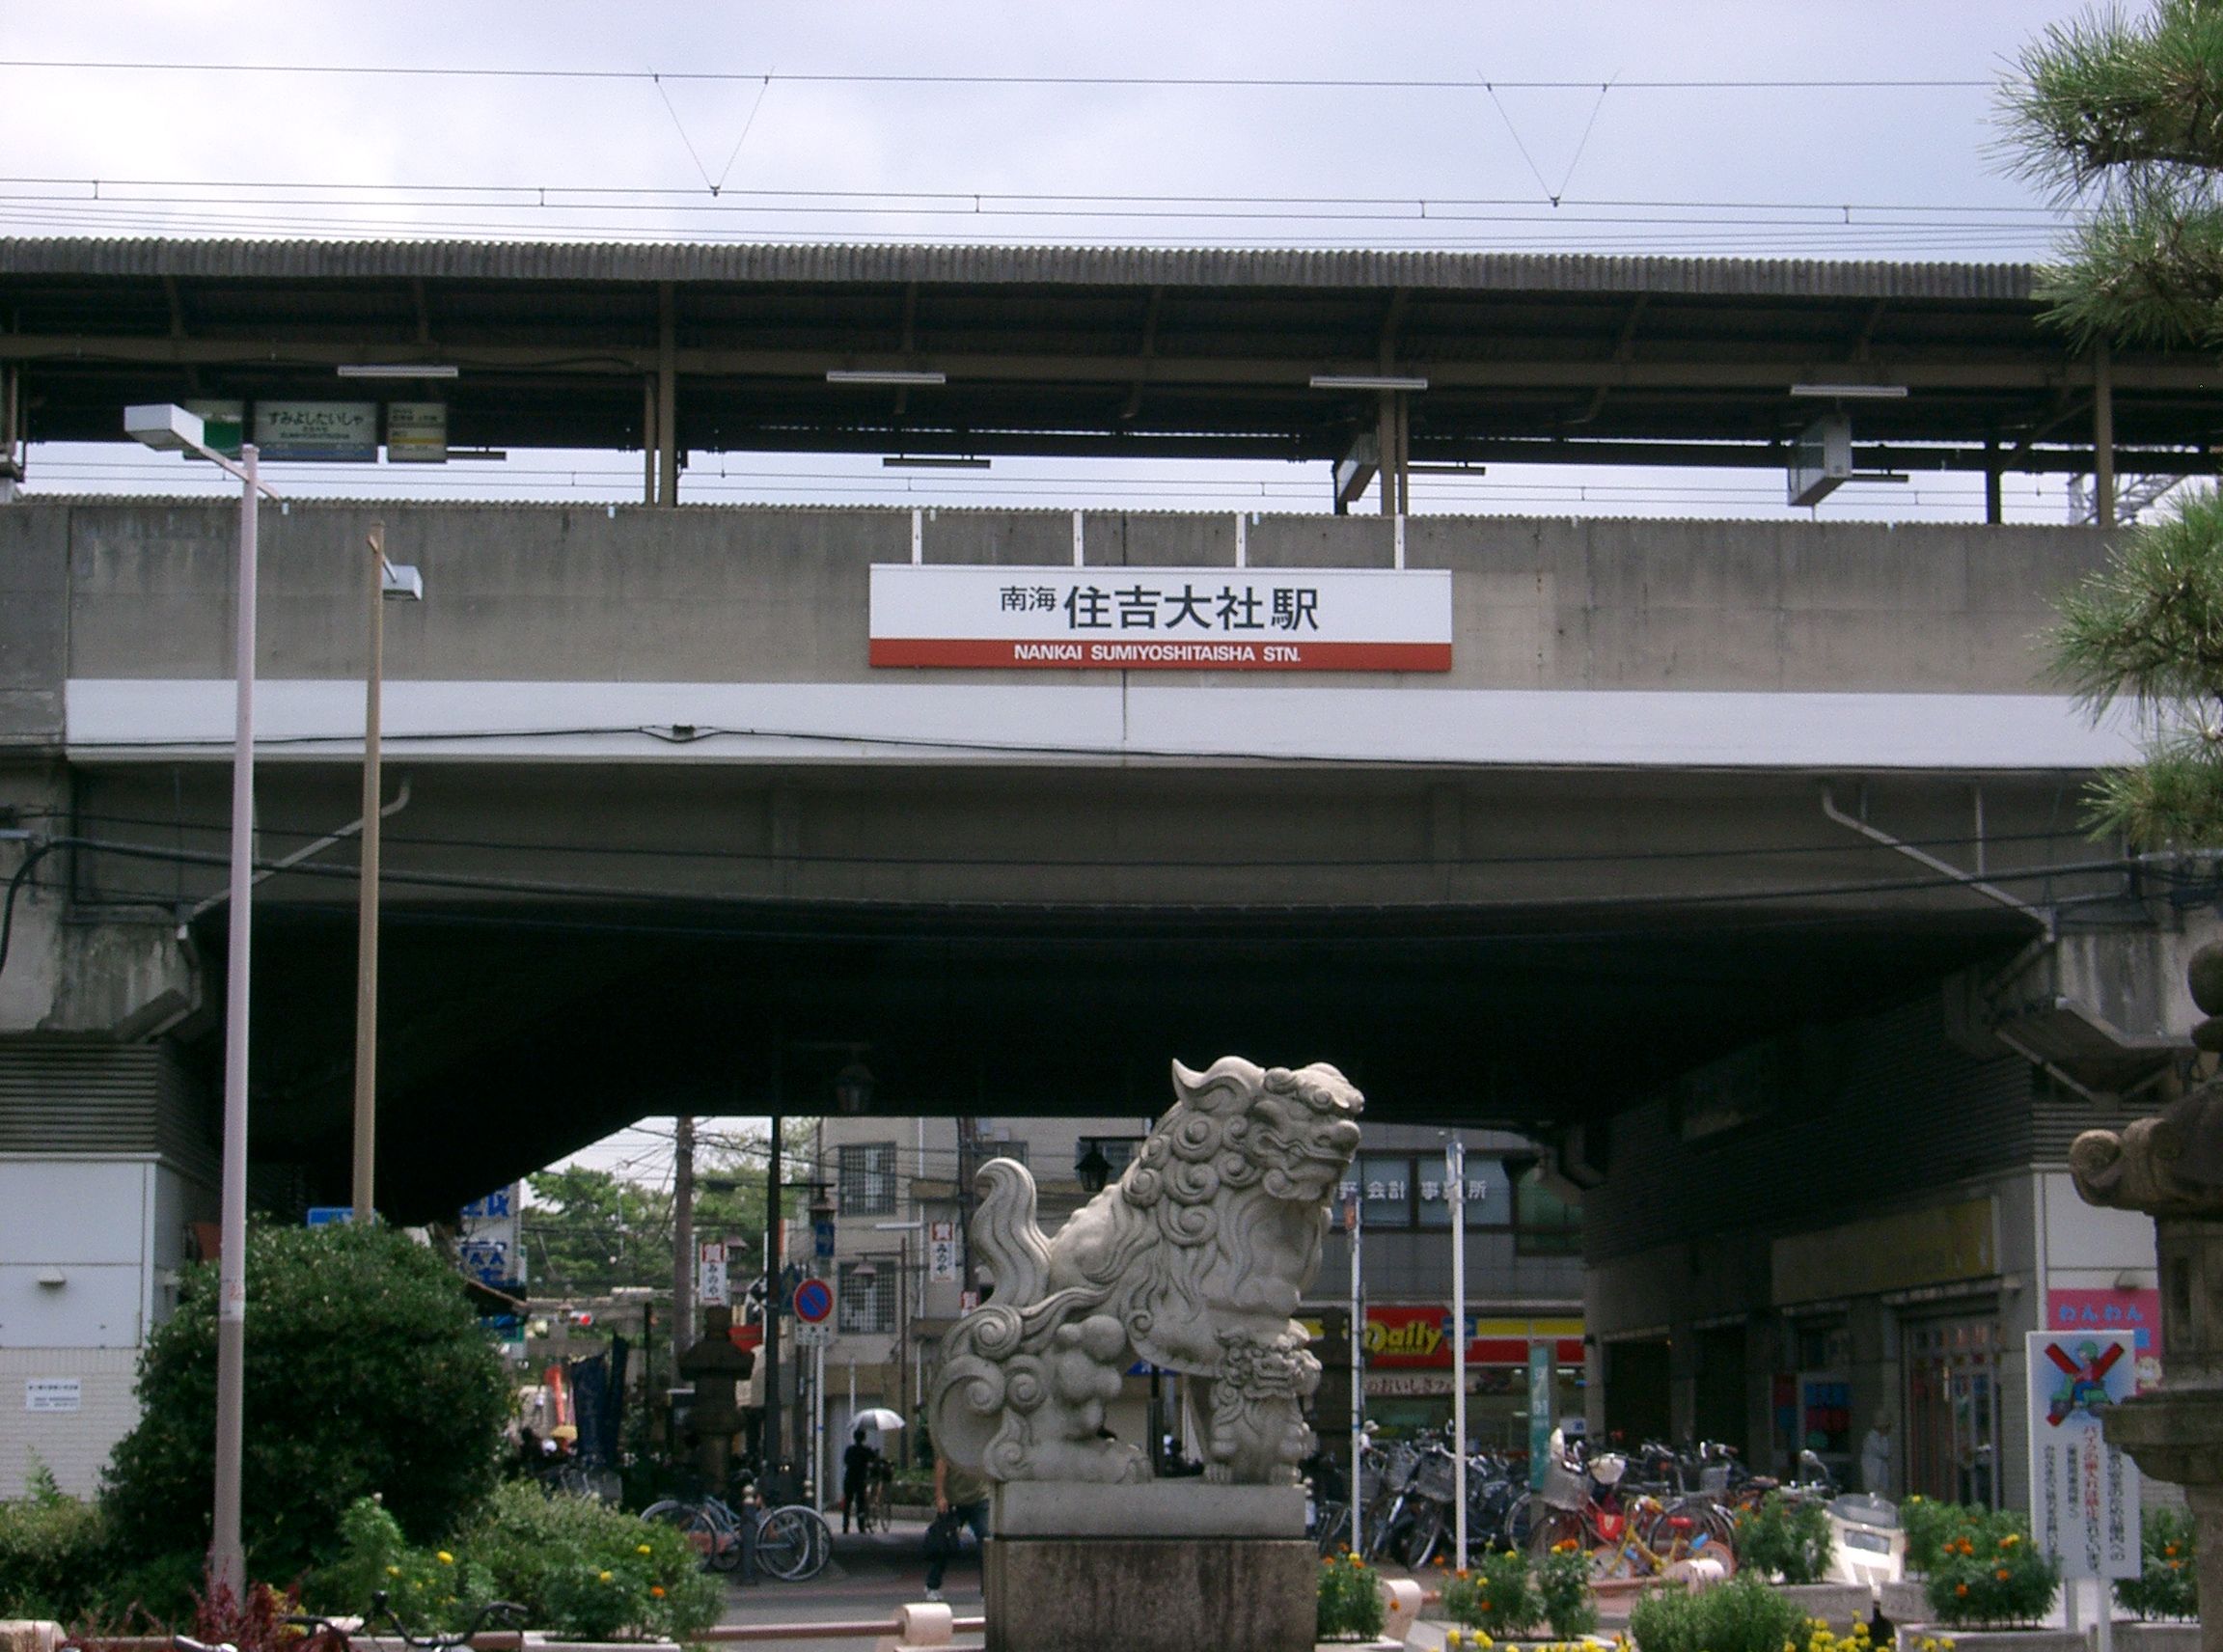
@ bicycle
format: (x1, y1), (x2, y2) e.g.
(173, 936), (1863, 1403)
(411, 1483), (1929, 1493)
(1527, 1445), (1730, 1581)
(644, 1489), (832, 1581)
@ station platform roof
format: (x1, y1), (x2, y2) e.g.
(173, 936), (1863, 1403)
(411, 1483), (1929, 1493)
(2, 235), (2216, 475)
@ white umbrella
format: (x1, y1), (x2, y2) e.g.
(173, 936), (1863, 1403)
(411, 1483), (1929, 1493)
(853, 1407), (905, 1431)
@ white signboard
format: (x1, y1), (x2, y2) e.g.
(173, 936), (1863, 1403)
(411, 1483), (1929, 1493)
(928, 1220), (958, 1283)
(698, 1240), (728, 1308)
(459, 1182), (525, 1291)
(25, 1378), (80, 1413)
(795, 1321), (835, 1347)
(2026, 1330), (2141, 1580)
(868, 564), (1453, 673)
(253, 401), (379, 462)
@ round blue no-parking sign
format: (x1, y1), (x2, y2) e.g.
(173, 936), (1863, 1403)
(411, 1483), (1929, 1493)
(792, 1277), (835, 1324)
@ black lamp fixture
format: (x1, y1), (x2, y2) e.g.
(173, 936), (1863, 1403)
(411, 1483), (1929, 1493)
(833, 1061), (876, 1115)
(1074, 1140), (1113, 1195)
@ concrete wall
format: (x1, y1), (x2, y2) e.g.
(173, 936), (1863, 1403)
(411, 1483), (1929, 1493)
(0, 503), (2111, 714)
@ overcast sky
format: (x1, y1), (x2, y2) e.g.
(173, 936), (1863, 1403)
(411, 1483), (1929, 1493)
(0, 2), (2115, 1181)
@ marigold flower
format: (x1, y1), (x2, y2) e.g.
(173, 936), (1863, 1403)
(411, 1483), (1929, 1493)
(436, 1552), (454, 1565)
(386, 1565), (401, 1578)
(637, 1543), (653, 1556)
(1995, 1568), (2011, 1581)
(1956, 1584), (1970, 1597)
(650, 1586), (665, 1599)
(597, 1570), (614, 1583)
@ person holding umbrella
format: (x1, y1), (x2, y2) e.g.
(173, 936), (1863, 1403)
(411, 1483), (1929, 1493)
(845, 1408), (903, 1533)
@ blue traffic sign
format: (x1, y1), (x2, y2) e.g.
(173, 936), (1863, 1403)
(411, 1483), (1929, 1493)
(306, 1206), (354, 1227)
(792, 1277), (835, 1325)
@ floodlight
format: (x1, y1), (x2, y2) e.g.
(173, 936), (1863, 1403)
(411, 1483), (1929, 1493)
(380, 561), (425, 602)
(124, 403), (208, 454)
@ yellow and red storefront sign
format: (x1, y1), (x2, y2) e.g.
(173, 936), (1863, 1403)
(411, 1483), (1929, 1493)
(1304, 1307), (1584, 1368)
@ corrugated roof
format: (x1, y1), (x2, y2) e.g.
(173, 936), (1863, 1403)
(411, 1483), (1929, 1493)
(0, 235), (2040, 300)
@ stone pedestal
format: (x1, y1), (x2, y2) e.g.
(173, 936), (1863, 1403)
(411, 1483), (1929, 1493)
(982, 1483), (1315, 1652)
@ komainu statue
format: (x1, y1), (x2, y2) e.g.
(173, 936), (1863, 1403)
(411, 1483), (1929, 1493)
(928, 1057), (1363, 1486)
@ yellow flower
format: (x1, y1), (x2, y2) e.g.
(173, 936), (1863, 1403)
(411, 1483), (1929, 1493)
(436, 1551), (454, 1565)
(637, 1543), (653, 1556)
(1447, 1634), (1465, 1650)
(597, 1570), (614, 1583)
(385, 1565), (400, 1578)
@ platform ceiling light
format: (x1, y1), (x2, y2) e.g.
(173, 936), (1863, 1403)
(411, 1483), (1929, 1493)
(883, 455), (991, 470)
(337, 364), (460, 379)
(827, 368), (947, 385)
(1310, 373), (1429, 392)
(1789, 382), (1907, 399)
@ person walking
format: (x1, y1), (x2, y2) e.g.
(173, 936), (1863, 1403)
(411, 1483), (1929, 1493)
(841, 1425), (882, 1533)
(922, 1449), (991, 1602)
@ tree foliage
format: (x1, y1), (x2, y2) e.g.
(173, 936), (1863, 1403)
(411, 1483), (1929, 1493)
(522, 1121), (810, 1303)
(101, 1223), (510, 1588)
(2007, 1), (2223, 842)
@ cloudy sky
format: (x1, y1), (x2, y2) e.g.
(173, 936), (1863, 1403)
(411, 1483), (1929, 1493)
(0, 2), (2113, 1179)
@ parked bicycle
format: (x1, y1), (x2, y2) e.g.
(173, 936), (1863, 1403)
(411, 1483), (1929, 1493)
(642, 1486), (832, 1581)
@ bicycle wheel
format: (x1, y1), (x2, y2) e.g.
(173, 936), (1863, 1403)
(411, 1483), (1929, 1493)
(642, 1501), (718, 1569)
(1398, 1503), (1445, 1570)
(1528, 1504), (1584, 1560)
(758, 1506), (831, 1582)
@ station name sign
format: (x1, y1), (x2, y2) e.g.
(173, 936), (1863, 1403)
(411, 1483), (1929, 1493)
(869, 564), (1453, 672)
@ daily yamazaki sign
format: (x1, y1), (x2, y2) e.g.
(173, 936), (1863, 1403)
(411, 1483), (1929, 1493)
(1301, 1308), (1585, 1368)
(868, 564), (1454, 672)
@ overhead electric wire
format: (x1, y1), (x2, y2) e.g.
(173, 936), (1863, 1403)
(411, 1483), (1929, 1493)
(0, 60), (1997, 91)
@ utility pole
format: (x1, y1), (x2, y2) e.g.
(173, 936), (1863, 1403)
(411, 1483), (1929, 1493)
(672, 1115), (695, 1375)
(349, 523), (387, 1222)
(764, 1098), (784, 1498)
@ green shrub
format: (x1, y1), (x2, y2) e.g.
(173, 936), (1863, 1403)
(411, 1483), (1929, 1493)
(1733, 1490), (1835, 1584)
(308, 1487), (719, 1641)
(0, 1490), (111, 1618)
(1442, 1548), (1541, 1638)
(1535, 1545), (1599, 1638)
(1925, 1507), (2058, 1628)
(102, 1224), (511, 1587)
(1902, 1495), (1966, 1576)
(2116, 1505), (2198, 1621)
(1630, 1572), (1805, 1652)
(1317, 1553), (1386, 1642)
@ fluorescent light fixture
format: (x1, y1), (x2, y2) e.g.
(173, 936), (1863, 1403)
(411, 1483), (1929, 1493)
(337, 364), (460, 379)
(828, 369), (947, 386)
(883, 454), (991, 470)
(1789, 382), (1907, 399)
(380, 561), (425, 602)
(124, 402), (207, 453)
(1310, 373), (1429, 392)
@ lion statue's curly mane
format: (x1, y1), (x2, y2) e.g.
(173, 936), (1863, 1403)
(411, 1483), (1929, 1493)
(927, 1056), (1363, 1486)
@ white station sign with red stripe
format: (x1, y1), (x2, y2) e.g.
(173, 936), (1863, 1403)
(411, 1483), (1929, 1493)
(868, 564), (1453, 672)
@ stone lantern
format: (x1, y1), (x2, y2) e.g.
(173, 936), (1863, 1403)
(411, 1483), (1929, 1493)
(677, 1305), (755, 1493)
(2070, 942), (2223, 1651)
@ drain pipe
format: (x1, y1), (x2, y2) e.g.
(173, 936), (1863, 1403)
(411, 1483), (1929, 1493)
(188, 777), (412, 922)
(1819, 784), (2054, 939)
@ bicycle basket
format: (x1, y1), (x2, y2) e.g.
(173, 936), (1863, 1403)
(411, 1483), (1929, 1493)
(1381, 1442), (1419, 1494)
(1540, 1457), (1589, 1511)
(1413, 1450), (1457, 1502)
(1699, 1463), (1731, 1496)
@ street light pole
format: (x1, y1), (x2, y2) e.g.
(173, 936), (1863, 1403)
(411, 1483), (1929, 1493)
(349, 523), (421, 1222)
(352, 524), (384, 1219)
(125, 405), (280, 1599)
(209, 438), (260, 1598)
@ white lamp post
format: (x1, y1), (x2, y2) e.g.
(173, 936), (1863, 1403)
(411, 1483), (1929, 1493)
(124, 403), (281, 1596)
(351, 520), (423, 1222)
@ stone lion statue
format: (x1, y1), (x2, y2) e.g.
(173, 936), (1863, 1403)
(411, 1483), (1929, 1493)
(927, 1057), (1363, 1486)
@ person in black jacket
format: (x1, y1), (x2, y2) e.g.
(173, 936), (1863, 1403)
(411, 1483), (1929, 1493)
(840, 1425), (883, 1532)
